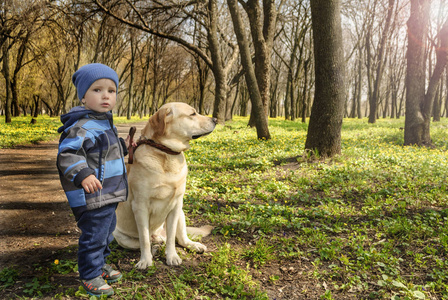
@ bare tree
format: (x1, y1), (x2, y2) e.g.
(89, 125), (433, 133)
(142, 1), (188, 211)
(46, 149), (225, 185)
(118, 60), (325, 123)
(194, 42), (211, 115)
(227, 0), (270, 140)
(2, 38), (11, 122)
(405, 0), (448, 146)
(276, 1), (312, 121)
(368, 0), (395, 123)
(1, 0), (47, 120)
(91, 0), (238, 124)
(0, 0), (18, 123)
(239, 0), (283, 127)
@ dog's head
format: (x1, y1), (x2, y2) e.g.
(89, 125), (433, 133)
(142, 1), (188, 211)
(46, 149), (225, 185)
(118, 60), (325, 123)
(142, 102), (217, 152)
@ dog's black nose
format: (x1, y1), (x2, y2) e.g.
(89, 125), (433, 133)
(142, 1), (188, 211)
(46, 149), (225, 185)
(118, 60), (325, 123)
(212, 117), (218, 124)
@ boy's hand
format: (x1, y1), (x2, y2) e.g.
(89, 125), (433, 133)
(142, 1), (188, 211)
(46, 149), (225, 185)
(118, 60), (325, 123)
(125, 134), (137, 149)
(81, 174), (102, 193)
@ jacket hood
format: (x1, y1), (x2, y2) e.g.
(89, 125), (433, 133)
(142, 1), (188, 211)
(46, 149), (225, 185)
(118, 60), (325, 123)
(58, 106), (112, 133)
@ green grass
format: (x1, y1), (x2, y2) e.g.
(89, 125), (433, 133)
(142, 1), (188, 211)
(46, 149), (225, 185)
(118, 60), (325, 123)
(0, 115), (61, 148)
(0, 115), (146, 148)
(2, 116), (448, 299)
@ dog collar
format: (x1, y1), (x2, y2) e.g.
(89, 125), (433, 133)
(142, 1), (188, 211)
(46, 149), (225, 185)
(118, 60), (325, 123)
(136, 138), (181, 156)
(127, 126), (181, 164)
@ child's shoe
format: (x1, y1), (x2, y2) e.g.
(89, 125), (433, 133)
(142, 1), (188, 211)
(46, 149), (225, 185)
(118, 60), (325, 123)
(101, 264), (122, 283)
(81, 275), (114, 297)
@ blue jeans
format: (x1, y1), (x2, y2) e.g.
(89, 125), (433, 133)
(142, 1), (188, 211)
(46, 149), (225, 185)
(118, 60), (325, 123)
(75, 203), (117, 280)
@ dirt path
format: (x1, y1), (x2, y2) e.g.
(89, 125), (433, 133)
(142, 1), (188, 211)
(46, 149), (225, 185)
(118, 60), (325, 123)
(0, 122), (147, 270)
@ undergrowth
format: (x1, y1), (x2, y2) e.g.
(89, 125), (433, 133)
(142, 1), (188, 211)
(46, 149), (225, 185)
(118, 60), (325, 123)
(0, 115), (144, 148)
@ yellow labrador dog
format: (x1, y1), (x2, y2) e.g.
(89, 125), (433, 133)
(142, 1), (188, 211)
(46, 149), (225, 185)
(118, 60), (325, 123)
(113, 102), (217, 269)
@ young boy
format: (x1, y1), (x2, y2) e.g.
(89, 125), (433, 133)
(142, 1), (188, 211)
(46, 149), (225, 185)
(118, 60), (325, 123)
(57, 63), (128, 297)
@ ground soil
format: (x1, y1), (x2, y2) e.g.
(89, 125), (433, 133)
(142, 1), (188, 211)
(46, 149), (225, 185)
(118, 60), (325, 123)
(0, 122), (332, 299)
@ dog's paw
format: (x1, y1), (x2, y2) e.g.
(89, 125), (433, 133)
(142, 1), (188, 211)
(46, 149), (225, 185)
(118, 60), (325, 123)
(135, 258), (153, 269)
(166, 253), (182, 266)
(187, 242), (207, 253)
(151, 234), (166, 244)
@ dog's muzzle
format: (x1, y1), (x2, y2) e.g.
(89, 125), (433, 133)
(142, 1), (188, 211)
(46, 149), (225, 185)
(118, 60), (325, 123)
(192, 132), (212, 139)
(192, 118), (217, 139)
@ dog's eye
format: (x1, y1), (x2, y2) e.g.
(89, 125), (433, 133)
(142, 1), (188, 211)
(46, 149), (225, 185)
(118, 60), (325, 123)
(191, 112), (197, 116)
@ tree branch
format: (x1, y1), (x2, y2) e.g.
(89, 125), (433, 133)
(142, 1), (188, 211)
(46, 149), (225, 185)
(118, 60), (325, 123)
(92, 0), (213, 68)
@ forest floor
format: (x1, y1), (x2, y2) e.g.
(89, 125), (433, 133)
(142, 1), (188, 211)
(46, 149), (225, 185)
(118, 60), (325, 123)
(0, 121), (317, 300)
(3, 117), (447, 299)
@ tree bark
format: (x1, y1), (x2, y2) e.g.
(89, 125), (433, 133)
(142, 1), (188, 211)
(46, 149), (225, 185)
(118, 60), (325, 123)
(305, 0), (345, 158)
(369, 0), (395, 123)
(421, 20), (448, 138)
(404, 0), (428, 145)
(2, 38), (11, 123)
(301, 58), (310, 123)
(11, 39), (28, 117)
(244, 0), (279, 126)
(207, 0), (227, 124)
(433, 84), (441, 122)
(404, 1), (448, 146)
(227, 0), (270, 140)
(270, 64), (280, 118)
(127, 28), (135, 120)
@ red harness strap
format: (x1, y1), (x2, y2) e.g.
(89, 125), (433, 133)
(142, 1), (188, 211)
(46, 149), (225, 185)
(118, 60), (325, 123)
(128, 126), (137, 164)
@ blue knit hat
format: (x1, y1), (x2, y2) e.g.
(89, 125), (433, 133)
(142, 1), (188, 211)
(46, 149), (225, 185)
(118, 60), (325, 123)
(72, 63), (119, 101)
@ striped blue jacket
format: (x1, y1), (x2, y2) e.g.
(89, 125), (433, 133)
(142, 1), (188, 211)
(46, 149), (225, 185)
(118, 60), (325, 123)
(57, 107), (128, 212)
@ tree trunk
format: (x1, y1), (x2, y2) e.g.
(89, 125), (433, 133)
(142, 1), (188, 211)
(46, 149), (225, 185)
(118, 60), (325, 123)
(404, 0), (429, 145)
(390, 73), (397, 119)
(301, 58), (310, 123)
(195, 50), (209, 115)
(230, 82), (240, 119)
(127, 29), (135, 119)
(243, 0), (279, 127)
(284, 73), (291, 120)
(211, 67), (227, 124)
(421, 21), (448, 136)
(10, 78), (20, 116)
(150, 37), (159, 115)
(356, 46), (363, 119)
(369, 0), (395, 123)
(289, 71), (296, 121)
(3, 38), (11, 123)
(32, 95), (39, 118)
(445, 68), (448, 117)
(208, 0), (227, 124)
(350, 65), (358, 118)
(270, 66), (280, 118)
(227, 0), (270, 140)
(433, 84), (441, 122)
(405, 1), (448, 146)
(365, 30), (373, 120)
(240, 84), (249, 117)
(305, 0), (345, 158)
(10, 35), (30, 117)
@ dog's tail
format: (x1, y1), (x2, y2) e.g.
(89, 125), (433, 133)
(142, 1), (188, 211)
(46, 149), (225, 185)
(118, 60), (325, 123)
(186, 225), (214, 238)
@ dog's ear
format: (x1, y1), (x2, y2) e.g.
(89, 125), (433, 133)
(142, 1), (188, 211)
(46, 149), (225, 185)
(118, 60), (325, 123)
(149, 106), (173, 138)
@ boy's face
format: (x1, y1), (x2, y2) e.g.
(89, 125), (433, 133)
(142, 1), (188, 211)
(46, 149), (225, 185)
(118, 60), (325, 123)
(82, 79), (117, 113)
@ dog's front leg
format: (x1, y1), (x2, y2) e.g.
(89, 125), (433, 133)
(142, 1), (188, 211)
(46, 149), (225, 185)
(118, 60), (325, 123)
(165, 205), (182, 265)
(133, 207), (153, 269)
(176, 210), (207, 253)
